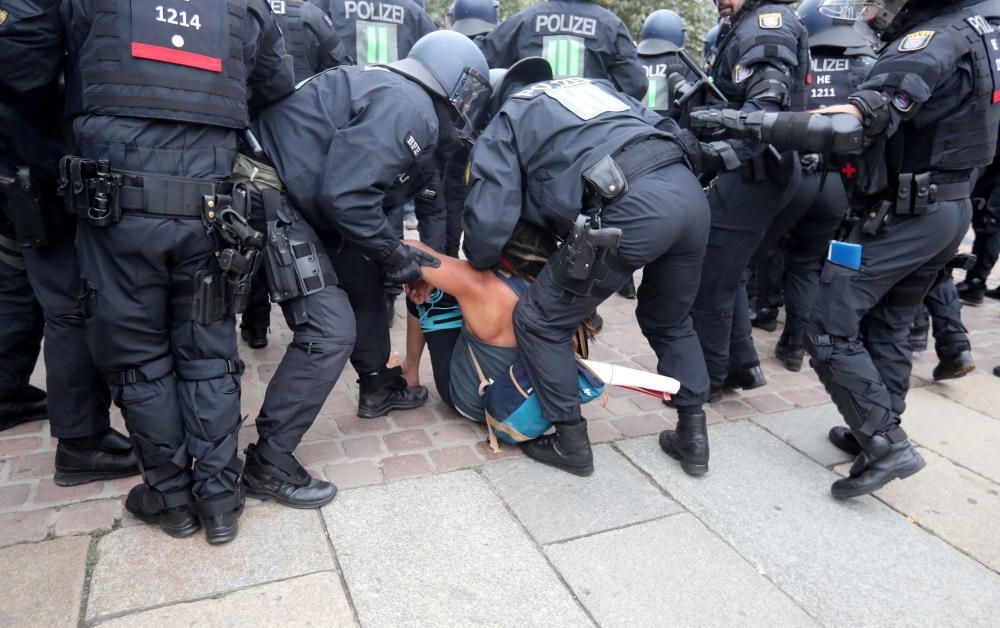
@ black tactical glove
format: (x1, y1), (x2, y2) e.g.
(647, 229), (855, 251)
(689, 109), (765, 141)
(383, 244), (441, 284)
(699, 141), (741, 178)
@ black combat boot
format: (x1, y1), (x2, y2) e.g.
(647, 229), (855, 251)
(750, 306), (779, 332)
(984, 285), (1000, 300)
(125, 484), (201, 539)
(617, 276), (637, 299)
(240, 323), (269, 349)
(659, 410), (709, 476)
(242, 441), (337, 509)
(827, 426), (861, 456)
(0, 385), (47, 432)
(908, 326), (929, 352)
(54, 428), (140, 486)
(724, 365), (767, 391)
(932, 350), (976, 381)
(520, 420), (594, 477)
(191, 488), (245, 545)
(831, 430), (925, 499)
(774, 341), (804, 372)
(957, 278), (986, 305)
(357, 367), (428, 418)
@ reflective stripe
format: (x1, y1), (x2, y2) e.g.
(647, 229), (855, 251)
(543, 35), (585, 78)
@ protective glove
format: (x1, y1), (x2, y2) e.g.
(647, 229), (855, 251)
(699, 141), (741, 178)
(383, 244), (441, 284)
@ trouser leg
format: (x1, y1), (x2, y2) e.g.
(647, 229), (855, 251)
(241, 274), (271, 330)
(335, 242), (390, 376)
(924, 276), (970, 359)
(729, 277), (758, 371)
(0, 231), (43, 397)
(22, 239), (111, 439)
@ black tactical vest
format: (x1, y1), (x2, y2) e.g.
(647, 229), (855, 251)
(75, 0), (251, 129)
(807, 50), (873, 109)
(639, 53), (693, 113)
(711, 3), (810, 112)
(271, 0), (313, 82)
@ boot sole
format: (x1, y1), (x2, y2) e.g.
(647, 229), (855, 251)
(933, 362), (976, 381)
(243, 485), (337, 510)
(519, 446), (594, 477)
(659, 442), (709, 476)
(357, 398), (427, 419)
(54, 467), (140, 487)
(830, 456), (926, 499)
(125, 506), (202, 539)
(205, 526), (238, 545)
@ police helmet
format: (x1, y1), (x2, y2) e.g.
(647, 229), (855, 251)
(702, 24), (721, 64)
(447, 0), (500, 37)
(637, 10), (685, 55)
(488, 57), (552, 109)
(799, 0), (872, 49)
(822, 0), (954, 40)
(411, 0), (424, 7)
(384, 31), (492, 140)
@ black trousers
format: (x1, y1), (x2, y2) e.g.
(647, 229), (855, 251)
(0, 229), (44, 399)
(807, 201), (972, 444)
(514, 163), (711, 423)
(332, 241), (391, 377)
(912, 276), (970, 359)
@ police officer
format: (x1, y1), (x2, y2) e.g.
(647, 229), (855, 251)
(958, 154), (1000, 302)
(703, 23), (722, 69)
(244, 30), (490, 502)
(0, 232), (45, 432)
(448, 0), (499, 39)
(0, 0), (139, 485)
(319, 0), (436, 66)
(693, 0), (1000, 497)
(480, 0), (647, 100)
(637, 10), (697, 116)
(910, 272), (975, 380)
(463, 63), (712, 477)
(756, 0), (875, 371)
(240, 0), (353, 350)
(689, 0), (809, 399)
(56, 0), (295, 542)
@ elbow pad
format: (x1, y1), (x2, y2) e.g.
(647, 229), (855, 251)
(847, 90), (892, 137)
(757, 112), (864, 154)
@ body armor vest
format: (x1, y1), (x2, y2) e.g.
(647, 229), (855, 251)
(807, 50), (873, 109)
(75, 0), (251, 129)
(271, 0), (315, 82)
(640, 53), (693, 113)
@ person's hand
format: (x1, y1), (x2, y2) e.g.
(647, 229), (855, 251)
(384, 244), (440, 284)
(405, 279), (434, 304)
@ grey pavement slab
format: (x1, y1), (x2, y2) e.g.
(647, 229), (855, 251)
(96, 572), (356, 628)
(838, 448), (1000, 574)
(546, 514), (818, 627)
(903, 387), (1000, 483)
(928, 371), (1000, 421)
(618, 422), (1000, 627)
(482, 444), (681, 544)
(751, 403), (853, 467)
(0, 536), (89, 628)
(324, 471), (592, 628)
(87, 503), (335, 621)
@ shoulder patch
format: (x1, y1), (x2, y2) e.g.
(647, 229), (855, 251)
(324, 14), (334, 27)
(734, 65), (755, 84)
(892, 91), (914, 112)
(759, 13), (783, 29)
(404, 133), (422, 159)
(269, 0), (286, 15)
(0, 9), (8, 25)
(464, 160), (472, 186)
(898, 31), (935, 53)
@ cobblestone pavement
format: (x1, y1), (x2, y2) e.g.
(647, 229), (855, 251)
(2, 237), (999, 626)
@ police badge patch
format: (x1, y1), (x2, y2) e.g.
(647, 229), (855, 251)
(899, 30), (935, 52)
(892, 91), (914, 112)
(404, 133), (422, 159)
(0, 9), (7, 26)
(759, 13), (783, 29)
(734, 65), (754, 84)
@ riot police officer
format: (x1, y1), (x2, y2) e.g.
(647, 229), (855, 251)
(240, 0), (353, 350)
(319, 0), (436, 66)
(694, 0), (1000, 497)
(479, 0), (647, 100)
(755, 0), (876, 371)
(447, 0), (499, 39)
(0, 0), (139, 484)
(57, 0), (295, 543)
(463, 63), (712, 477)
(689, 0), (809, 399)
(244, 30), (491, 502)
(637, 10), (696, 116)
(959, 153), (1000, 303)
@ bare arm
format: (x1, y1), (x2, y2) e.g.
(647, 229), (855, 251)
(404, 239), (490, 303)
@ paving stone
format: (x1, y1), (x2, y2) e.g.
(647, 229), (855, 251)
(0, 420), (45, 437)
(484, 445), (681, 544)
(618, 422), (1000, 626)
(854, 448), (1000, 573)
(752, 403), (853, 467)
(0, 508), (52, 547)
(342, 435), (384, 459)
(715, 399), (754, 419)
(780, 387), (831, 408)
(0, 483), (30, 510)
(744, 393), (794, 414)
(383, 428), (432, 452)
(0, 436), (44, 456)
(380, 453), (433, 481)
(33, 477), (103, 505)
(0, 536), (89, 628)
(9, 451), (55, 480)
(546, 514), (816, 627)
(324, 471), (591, 627)
(54, 499), (120, 536)
(391, 407), (439, 429)
(86, 503), (334, 621)
(96, 572), (356, 628)
(336, 415), (390, 436)
(610, 413), (669, 438)
(428, 446), (482, 472)
(902, 388), (1000, 483)
(294, 439), (344, 466)
(324, 460), (383, 489)
(428, 422), (482, 446)
(928, 371), (1000, 420)
(586, 419), (622, 443)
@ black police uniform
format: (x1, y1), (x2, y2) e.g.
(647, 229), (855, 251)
(319, 0), (436, 66)
(753, 29), (876, 370)
(0, 0), (138, 486)
(463, 77), (711, 474)
(480, 0), (647, 100)
(638, 51), (696, 117)
(59, 0), (294, 532)
(251, 65), (442, 461)
(690, 1), (809, 394)
(241, 0), (352, 346)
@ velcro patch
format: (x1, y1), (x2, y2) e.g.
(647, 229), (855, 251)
(898, 30), (934, 52)
(892, 91), (914, 112)
(759, 13), (783, 29)
(404, 133), (422, 159)
(734, 65), (755, 84)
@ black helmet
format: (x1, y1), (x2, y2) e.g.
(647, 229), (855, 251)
(637, 10), (685, 55)
(488, 57), (553, 109)
(447, 0), (500, 37)
(703, 23), (721, 65)
(823, 0), (951, 40)
(799, 0), (873, 49)
(384, 31), (492, 140)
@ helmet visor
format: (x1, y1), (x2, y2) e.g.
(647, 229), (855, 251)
(818, 0), (868, 21)
(450, 67), (492, 142)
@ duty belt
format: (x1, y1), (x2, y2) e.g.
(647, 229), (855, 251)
(612, 137), (687, 187)
(892, 172), (972, 216)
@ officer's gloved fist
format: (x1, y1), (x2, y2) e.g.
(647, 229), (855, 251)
(699, 141), (741, 177)
(383, 244), (441, 284)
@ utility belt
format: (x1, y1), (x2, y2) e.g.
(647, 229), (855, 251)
(852, 173), (974, 237)
(740, 147), (795, 185)
(0, 165), (60, 248)
(550, 137), (683, 298)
